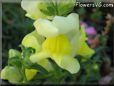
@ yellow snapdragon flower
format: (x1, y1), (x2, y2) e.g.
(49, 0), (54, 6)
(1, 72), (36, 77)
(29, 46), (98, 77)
(22, 13), (94, 74)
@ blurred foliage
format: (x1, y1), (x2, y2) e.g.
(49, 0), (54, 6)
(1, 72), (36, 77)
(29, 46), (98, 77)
(2, 2), (113, 85)
(2, 3), (34, 67)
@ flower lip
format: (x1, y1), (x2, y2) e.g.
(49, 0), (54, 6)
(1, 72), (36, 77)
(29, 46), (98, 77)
(34, 19), (59, 38)
(34, 13), (79, 38)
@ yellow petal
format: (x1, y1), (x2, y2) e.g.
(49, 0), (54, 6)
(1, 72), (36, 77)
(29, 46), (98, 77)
(30, 52), (49, 63)
(61, 56), (80, 74)
(25, 69), (37, 81)
(22, 31), (44, 52)
(76, 41), (95, 57)
(38, 59), (53, 71)
(0, 66), (8, 79)
(1, 66), (22, 84)
(79, 25), (88, 41)
(30, 52), (53, 71)
(76, 26), (95, 57)
(52, 55), (80, 74)
(9, 49), (21, 58)
(42, 35), (72, 55)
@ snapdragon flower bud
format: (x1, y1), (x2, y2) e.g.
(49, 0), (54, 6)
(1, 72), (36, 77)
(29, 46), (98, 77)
(21, 0), (76, 20)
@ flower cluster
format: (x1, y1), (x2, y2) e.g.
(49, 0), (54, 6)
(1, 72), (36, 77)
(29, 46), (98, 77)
(1, 0), (94, 84)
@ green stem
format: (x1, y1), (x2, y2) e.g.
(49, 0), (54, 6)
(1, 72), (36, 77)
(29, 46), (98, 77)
(22, 66), (27, 84)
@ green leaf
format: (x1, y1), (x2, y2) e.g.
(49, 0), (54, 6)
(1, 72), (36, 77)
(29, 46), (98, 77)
(20, 45), (35, 67)
(40, 9), (53, 16)
(40, 5), (56, 16)
(8, 57), (22, 68)
(21, 45), (35, 58)
(47, 6), (56, 15)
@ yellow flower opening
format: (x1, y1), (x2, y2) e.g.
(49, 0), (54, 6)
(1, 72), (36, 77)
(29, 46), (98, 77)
(42, 35), (72, 55)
